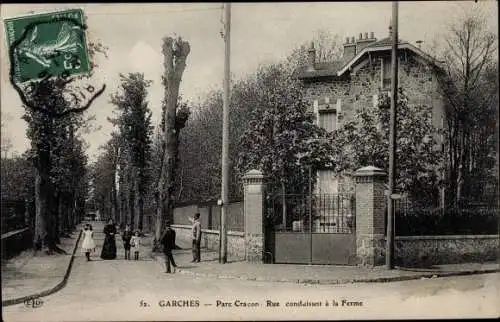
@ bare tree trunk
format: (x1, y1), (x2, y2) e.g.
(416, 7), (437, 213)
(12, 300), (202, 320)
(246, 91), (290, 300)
(110, 189), (116, 223)
(119, 171), (125, 228)
(154, 37), (191, 248)
(138, 192), (144, 231)
(112, 155), (120, 225)
(34, 167), (47, 251)
(129, 185), (135, 228)
(133, 167), (140, 231)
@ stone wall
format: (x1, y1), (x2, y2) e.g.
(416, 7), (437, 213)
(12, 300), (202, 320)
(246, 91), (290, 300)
(369, 235), (499, 267)
(171, 224), (245, 261)
(1, 228), (32, 260)
(395, 235), (499, 267)
(172, 202), (244, 232)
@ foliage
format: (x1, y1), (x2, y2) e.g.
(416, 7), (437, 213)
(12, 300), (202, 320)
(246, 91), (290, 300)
(433, 10), (498, 205)
(395, 207), (499, 236)
(235, 63), (334, 195)
(330, 89), (444, 202)
(16, 36), (107, 251)
(1, 112), (14, 158)
(109, 72), (153, 198)
(0, 154), (35, 202)
(285, 29), (343, 71)
(174, 30), (343, 204)
(89, 136), (119, 220)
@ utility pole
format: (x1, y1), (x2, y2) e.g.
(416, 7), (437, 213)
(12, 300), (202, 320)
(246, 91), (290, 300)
(220, 2), (231, 264)
(386, 1), (398, 270)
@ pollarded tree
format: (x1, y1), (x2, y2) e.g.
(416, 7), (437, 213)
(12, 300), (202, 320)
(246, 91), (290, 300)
(154, 37), (191, 248)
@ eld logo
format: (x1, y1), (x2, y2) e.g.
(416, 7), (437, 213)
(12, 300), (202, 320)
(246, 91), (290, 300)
(24, 298), (44, 308)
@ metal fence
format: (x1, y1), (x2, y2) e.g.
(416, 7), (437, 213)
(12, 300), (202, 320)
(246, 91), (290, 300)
(268, 193), (355, 234)
(393, 194), (499, 235)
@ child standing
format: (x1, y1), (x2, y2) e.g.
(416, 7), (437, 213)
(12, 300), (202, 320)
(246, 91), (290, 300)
(130, 231), (142, 260)
(122, 224), (133, 260)
(81, 224), (96, 261)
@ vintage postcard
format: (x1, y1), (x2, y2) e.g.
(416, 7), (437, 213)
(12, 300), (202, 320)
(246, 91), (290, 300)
(1, 2), (499, 321)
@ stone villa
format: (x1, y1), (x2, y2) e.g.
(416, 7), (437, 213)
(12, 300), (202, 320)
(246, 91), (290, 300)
(294, 26), (447, 197)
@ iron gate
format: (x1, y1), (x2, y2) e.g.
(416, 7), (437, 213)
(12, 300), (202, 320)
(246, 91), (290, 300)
(265, 193), (357, 265)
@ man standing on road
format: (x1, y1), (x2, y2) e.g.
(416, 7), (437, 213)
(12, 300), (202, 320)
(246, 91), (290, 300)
(161, 222), (177, 273)
(190, 213), (202, 263)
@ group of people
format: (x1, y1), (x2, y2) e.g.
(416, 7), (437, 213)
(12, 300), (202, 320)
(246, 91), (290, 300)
(80, 213), (203, 274)
(80, 219), (143, 261)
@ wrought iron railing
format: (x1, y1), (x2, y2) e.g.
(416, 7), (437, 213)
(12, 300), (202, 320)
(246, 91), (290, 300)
(392, 194), (499, 235)
(267, 193), (355, 234)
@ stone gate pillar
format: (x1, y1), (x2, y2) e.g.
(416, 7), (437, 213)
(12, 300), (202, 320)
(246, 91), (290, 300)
(354, 166), (387, 267)
(243, 169), (265, 262)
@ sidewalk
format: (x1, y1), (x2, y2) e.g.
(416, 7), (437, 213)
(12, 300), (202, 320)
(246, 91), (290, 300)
(1, 225), (83, 306)
(153, 244), (500, 285)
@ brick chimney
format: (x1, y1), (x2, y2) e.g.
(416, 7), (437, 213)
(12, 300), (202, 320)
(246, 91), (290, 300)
(343, 36), (357, 61)
(343, 32), (377, 62)
(307, 41), (316, 70)
(356, 31), (377, 52)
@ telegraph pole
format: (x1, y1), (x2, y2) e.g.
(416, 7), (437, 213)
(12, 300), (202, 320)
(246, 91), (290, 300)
(220, 2), (231, 264)
(386, 1), (398, 270)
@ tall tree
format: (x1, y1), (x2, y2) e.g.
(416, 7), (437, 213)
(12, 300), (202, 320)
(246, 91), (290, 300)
(109, 73), (153, 231)
(433, 10), (498, 205)
(285, 29), (343, 71)
(174, 31), (343, 204)
(236, 63), (333, 196)
(154, 37), (191, 248)
(1, 112), (14, 159)
(20, 36), (107, 253)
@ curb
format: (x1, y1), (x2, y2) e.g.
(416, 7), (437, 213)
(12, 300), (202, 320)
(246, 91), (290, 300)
(2, 229), (83, 307)
(151, 254), (499, 285)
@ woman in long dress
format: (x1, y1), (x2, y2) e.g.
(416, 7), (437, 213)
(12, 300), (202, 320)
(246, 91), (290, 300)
(100, 219), (117, 260)
(81, 224), (96, 261)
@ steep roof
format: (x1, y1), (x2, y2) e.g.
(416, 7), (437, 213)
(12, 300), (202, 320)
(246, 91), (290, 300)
(295, 37), (443, 80)
(365, 37), (408, 48)
(292, 61), (345, 79)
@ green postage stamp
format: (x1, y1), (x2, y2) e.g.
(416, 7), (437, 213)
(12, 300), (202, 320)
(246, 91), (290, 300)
(4, 8), (91, 83)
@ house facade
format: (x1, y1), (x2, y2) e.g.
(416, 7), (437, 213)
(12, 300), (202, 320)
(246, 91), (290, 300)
(294, 27), (446, 198)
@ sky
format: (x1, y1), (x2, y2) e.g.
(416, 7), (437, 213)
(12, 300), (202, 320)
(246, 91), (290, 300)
(0, 1), (498, 161)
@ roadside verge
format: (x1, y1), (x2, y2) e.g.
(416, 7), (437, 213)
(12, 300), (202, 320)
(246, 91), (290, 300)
(2, 229), (82, 307)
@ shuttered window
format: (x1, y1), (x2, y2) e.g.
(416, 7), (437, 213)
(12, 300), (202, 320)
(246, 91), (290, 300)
(382, 57), (401, 89)
(313, 100), (319, 125)
(319, 111), (337, 132)
(372, 94), (378, 108)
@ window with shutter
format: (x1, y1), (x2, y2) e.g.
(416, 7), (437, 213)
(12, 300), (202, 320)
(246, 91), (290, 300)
(372, 94), (378, 108)
(313, 100), (319, 125)
(382, 57), (391, 89)
(319, 111), (337, 132)
(336, 98), (342, 127)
